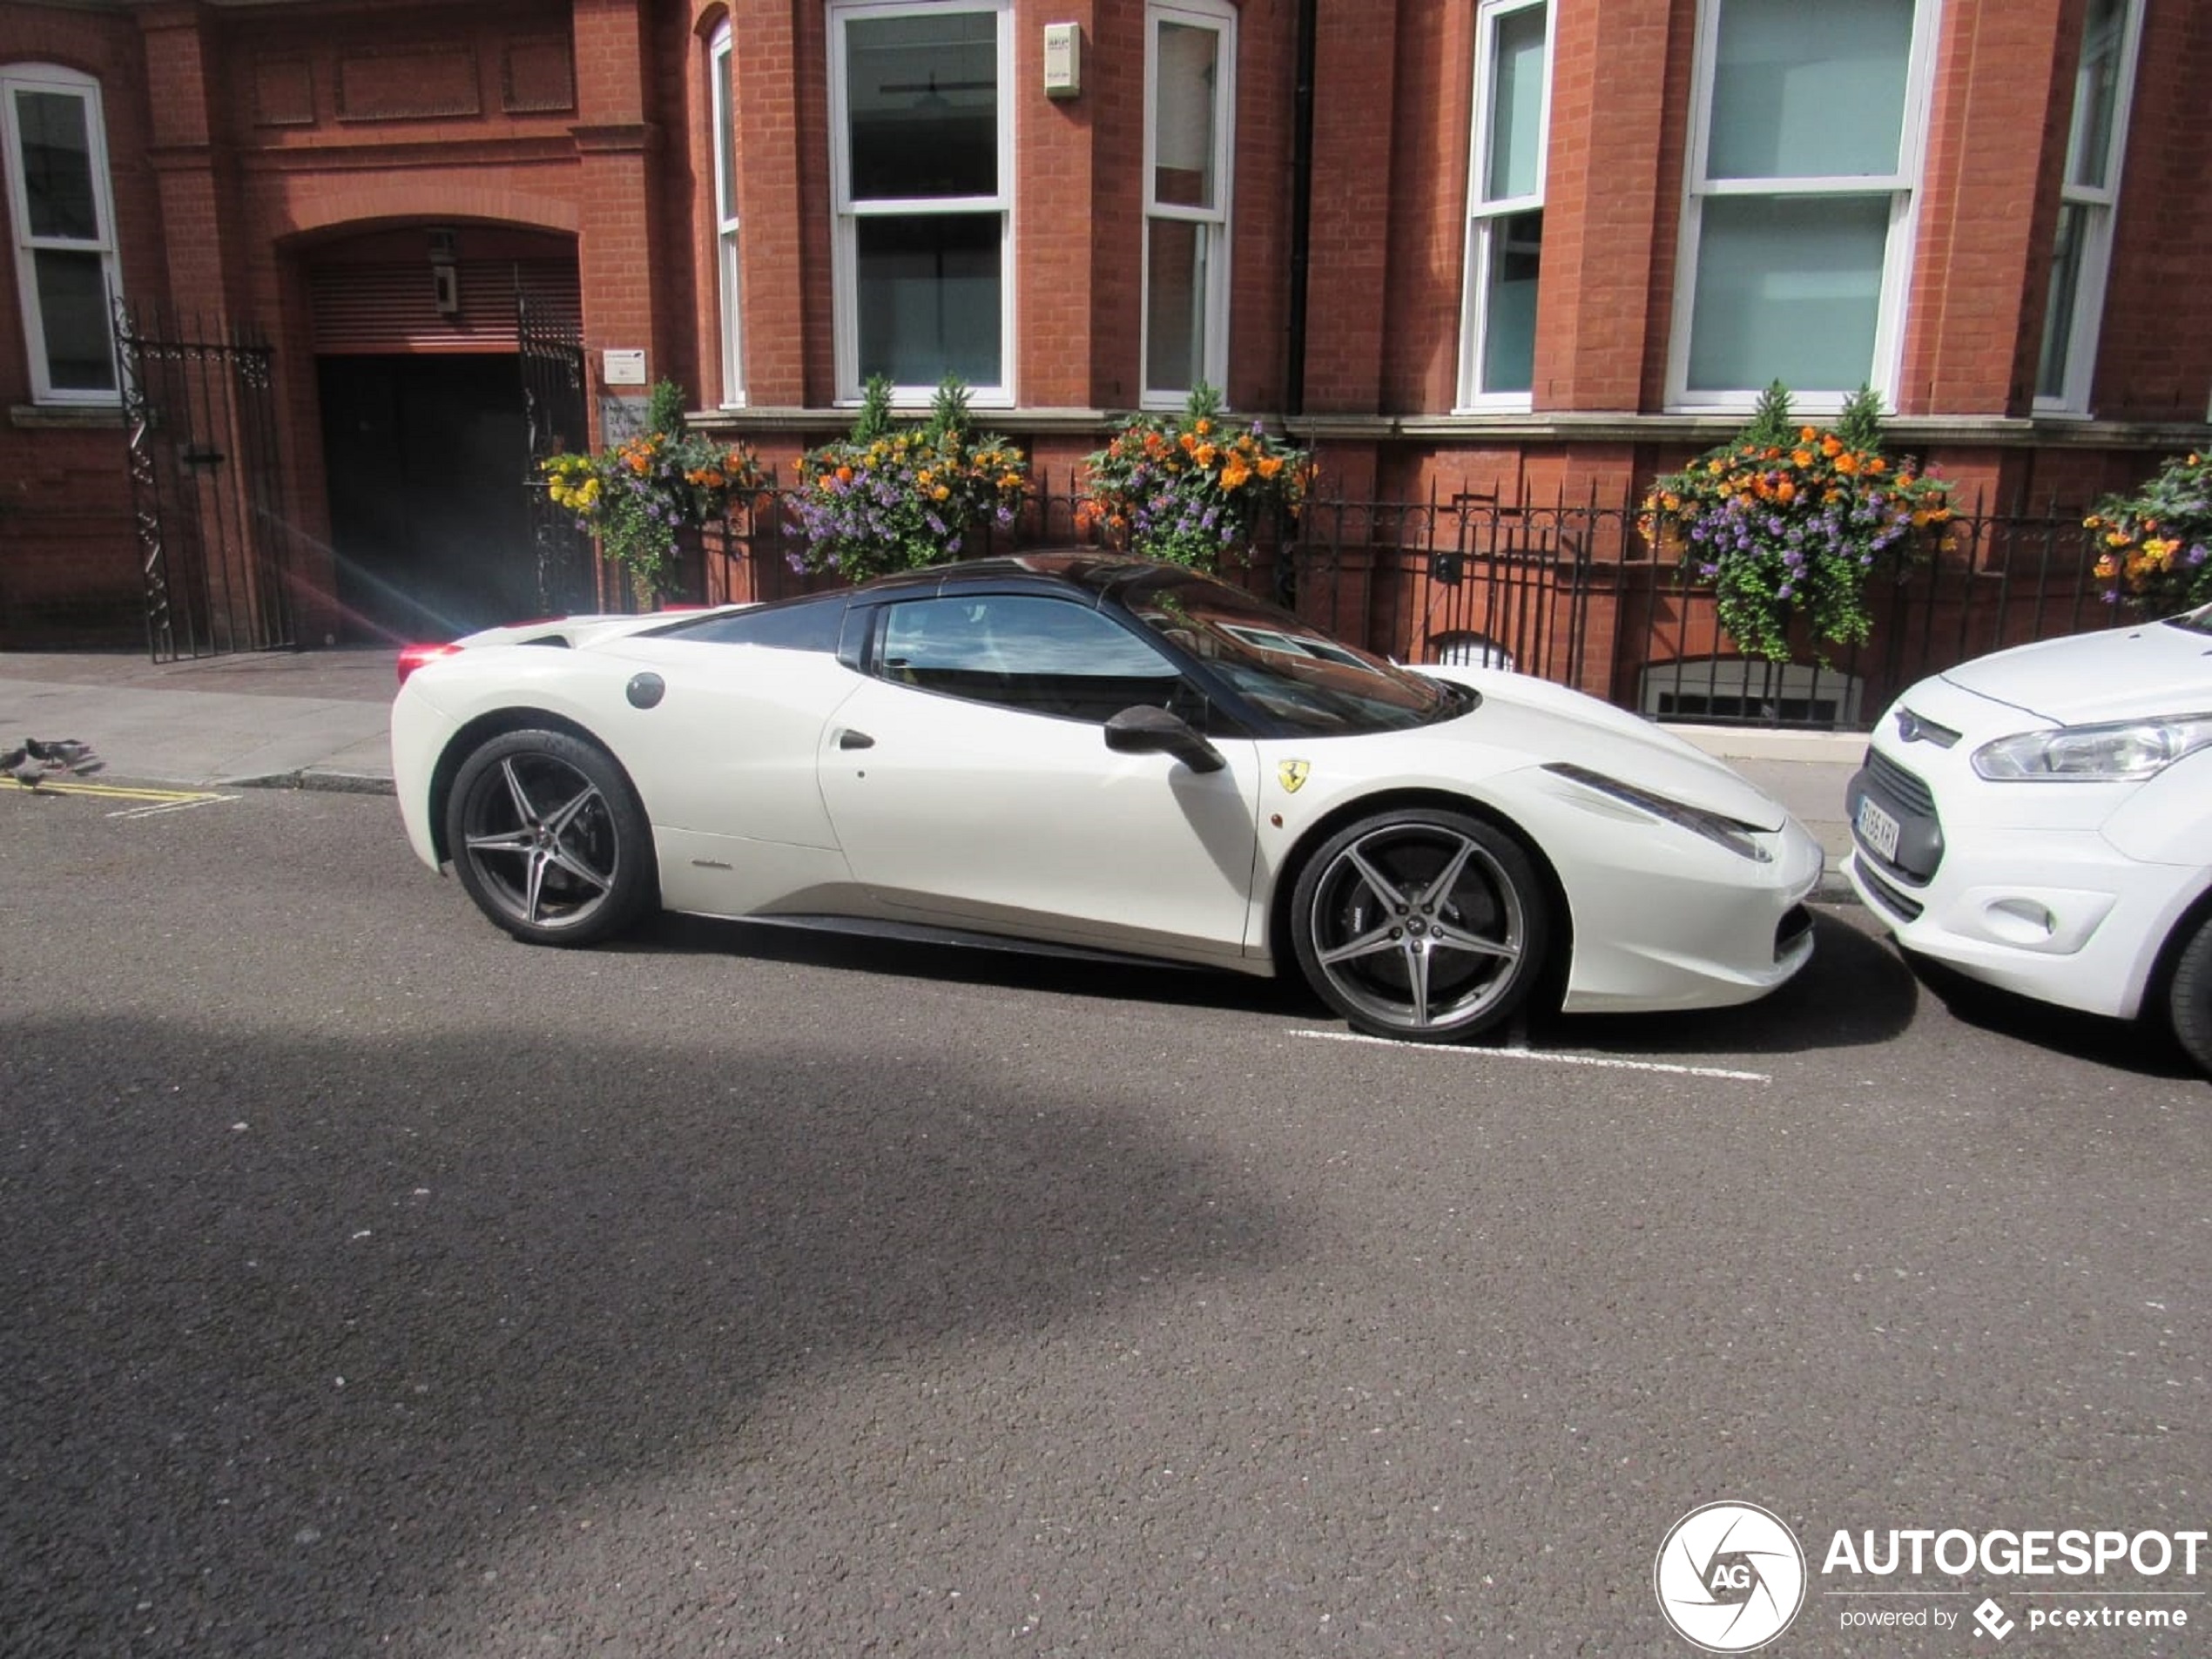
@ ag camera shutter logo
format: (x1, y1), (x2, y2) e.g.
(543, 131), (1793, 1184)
(1654, 1501), (1808, 1652)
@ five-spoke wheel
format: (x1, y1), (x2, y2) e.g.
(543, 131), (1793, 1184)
(446, 730), (655, 946)
(1290, 808), (1550, 1042)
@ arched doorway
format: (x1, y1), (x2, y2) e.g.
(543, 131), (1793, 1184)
(305, 223), (582, 640)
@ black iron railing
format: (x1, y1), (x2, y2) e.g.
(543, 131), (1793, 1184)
(678, 479), (2117, 733)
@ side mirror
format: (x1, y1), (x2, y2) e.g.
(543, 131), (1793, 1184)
(1103, 704), (1226, 773)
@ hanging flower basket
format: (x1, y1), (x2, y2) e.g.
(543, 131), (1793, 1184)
(2086, 450), (2212, 616)
(786, 376), (1028, 582)
(540, 380), (767, 601)
(1637, 384), (1953, 664)
(1077, 384), (1315, 570)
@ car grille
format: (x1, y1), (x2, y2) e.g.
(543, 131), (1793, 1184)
(1854, 857), (1926, 921)
(1862, 748), (1936, 816)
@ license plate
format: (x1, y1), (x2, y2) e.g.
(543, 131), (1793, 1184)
(1856, 795), (1902, 863)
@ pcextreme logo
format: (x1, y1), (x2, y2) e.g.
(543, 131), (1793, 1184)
(1654, 1501), (1808, 1653)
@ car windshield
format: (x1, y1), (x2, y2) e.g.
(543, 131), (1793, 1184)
(1119, 569), (1471, 734)
(2167, 605), (2212, 635)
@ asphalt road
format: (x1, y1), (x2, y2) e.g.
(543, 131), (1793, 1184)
(3, 785), (2206, 1657)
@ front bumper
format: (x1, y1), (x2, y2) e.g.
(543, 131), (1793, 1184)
(1844, 734), (2201, 1022)
(1557, 814), (1824, 1013)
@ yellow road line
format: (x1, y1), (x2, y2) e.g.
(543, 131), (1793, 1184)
(7, 780), (221, 803)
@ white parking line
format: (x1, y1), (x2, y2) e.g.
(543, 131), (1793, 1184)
(106, 794), (239, 820)
(1288, 1028), (1770, 1082)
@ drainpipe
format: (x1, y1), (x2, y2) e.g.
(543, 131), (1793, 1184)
(1285, 0), (1318, 418)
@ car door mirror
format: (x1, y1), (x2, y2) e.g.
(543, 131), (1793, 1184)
(1103, 705), (1226, 773)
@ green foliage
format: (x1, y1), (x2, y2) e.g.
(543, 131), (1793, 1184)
(1741, 381), (1796, 448)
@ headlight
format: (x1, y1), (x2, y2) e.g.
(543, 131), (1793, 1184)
(1541, 763), (1772, 861)
(1971, 715), (2212, 781)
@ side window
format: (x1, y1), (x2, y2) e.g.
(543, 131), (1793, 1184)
(1, 65), (123, 404)
(1456, 0), (1549, 410)
(709, 21), (745, 408)
(653, 594), (847, 651)
(1143, 0), (1236, 407)
(875, 595), (1197, 724)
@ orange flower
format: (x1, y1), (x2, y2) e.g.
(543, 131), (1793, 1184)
(1835, 453), (1860, 475)
(835, 465), (853, 485)
(1258, 455), (1284, 479)
(1821, 435), (1844, 458)
(1792, 448), (1814, 468)
(1776, 480), (1797, 502)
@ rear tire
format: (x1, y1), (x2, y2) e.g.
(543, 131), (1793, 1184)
(445, 729), (656, 947)
(2166, 913), (2212, 1076)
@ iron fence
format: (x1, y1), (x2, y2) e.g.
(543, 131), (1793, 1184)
(115, 303), (300, 660)
(680, 478), (2117, 733)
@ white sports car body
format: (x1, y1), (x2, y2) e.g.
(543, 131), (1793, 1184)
(393, 554), (1822, 1042)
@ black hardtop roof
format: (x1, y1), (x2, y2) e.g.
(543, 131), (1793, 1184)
(851, 550), (1201, 604)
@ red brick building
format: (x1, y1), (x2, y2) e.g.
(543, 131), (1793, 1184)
(3, 0), (2208, 688)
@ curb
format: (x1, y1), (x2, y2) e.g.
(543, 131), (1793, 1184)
(226, 769), (396, 798)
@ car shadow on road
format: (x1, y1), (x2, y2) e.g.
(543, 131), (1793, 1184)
(1897, 948), (2201, 1081)
(631, 906), (1922, 1058)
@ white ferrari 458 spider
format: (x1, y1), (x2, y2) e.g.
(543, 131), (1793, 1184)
(391, 553), (1823, 1042)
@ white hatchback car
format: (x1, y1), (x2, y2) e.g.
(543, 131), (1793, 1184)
(1845, 608), (2212, 1071)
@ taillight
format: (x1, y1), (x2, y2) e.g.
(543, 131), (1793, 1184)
(396, 643), (461, 685)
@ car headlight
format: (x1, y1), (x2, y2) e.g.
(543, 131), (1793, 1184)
(1541, 763), (1772, 861)
(1971, 715), (2212, 781)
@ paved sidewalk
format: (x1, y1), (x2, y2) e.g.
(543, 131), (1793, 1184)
(0, 648), (397, 795)
(0, 646), (1866, 894)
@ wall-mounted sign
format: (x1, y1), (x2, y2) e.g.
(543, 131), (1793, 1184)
(602, 348), (647, 386)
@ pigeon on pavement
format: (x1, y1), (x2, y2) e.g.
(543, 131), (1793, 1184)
(2, 738), (105, 789)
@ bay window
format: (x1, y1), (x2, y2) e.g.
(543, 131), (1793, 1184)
(1668, 0), (1939, 412)
(830, 1), (1013, 404)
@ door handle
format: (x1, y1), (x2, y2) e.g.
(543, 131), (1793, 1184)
(839, 729), (875, 751)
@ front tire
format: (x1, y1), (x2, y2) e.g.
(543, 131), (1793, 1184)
(2167, 913), (2212, 1076)
(445, 729), (656, 946)
(1290, 807), (1551, 1042)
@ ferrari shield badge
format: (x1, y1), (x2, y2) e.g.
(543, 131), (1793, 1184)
(1278, 759), (1312, 794)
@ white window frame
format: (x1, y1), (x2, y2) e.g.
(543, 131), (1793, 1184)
(1, 64), (123, 406)
(2034, 0), (2144, 416)
(1664, 0), (1942, 416)
(1455, 0), (1551, 413)
(710, 23), (745, 408)
(827, 0), (1015, 408)
(1141, 0), (1236, 410)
